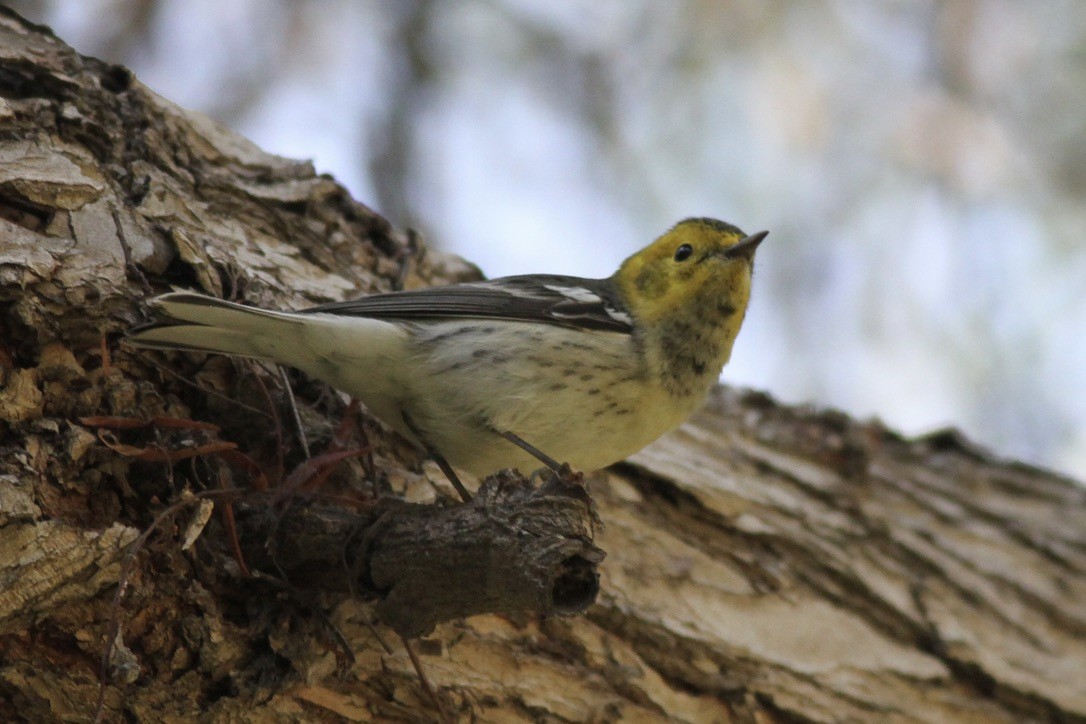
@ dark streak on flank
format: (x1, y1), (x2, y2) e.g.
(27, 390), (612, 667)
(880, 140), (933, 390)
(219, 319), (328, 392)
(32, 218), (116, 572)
(434, 360), (469, 375)
(716, 301), (737, 317)
(424, 326), (480, 344)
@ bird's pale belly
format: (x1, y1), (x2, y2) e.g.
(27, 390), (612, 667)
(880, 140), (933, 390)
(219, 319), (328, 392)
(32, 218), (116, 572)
(403, 321), (703, 477)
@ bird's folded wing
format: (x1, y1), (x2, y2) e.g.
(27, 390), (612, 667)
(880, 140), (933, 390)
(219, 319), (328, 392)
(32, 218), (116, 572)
(301, 275), (633, 333)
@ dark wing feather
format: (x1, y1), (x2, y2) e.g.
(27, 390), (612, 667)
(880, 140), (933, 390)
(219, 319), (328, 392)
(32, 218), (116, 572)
(300, 274), (633, 334)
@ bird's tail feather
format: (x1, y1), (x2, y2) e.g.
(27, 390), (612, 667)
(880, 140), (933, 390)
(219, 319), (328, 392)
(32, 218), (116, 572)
(127, 292), (304, 361)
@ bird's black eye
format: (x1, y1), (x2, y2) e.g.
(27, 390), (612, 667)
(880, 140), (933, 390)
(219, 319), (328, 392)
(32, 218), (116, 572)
(674, 244), (694, 262)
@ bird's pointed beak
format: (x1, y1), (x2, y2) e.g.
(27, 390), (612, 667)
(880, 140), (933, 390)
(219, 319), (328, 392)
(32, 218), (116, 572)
(723, 230), (769, 261)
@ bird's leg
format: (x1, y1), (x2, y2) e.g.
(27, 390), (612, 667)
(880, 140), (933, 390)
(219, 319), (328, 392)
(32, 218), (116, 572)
(401, 410), (472, 503)
(428, 451), (472, 504)
(498, 430), (563, 472)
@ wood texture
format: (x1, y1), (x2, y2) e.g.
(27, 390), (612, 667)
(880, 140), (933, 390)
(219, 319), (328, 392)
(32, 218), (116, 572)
(237, 469), (604, 638)
(1, 9), (1084, 722)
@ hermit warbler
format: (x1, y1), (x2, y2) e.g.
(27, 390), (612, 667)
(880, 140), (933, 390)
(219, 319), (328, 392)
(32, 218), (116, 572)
(129, 218), (766, 482)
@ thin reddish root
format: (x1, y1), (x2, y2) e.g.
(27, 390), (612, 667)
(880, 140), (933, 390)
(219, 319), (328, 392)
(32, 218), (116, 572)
(95, 429), (237, 462)
(280, 447), (372, 495)
(100, 336), (111, 373)
(80, 415), (221, 432)
(332, 399), (362, 450)
(218, 470), (251, 577)
(216, 448), (271, 492)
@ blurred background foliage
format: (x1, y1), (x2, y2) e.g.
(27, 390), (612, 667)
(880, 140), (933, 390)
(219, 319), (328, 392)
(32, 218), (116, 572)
(17, 0), (1086, 479)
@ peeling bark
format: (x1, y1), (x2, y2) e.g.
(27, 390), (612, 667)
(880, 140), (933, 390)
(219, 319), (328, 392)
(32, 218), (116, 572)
(239, 469), (603, 639)
(1, 9), (1085, 723)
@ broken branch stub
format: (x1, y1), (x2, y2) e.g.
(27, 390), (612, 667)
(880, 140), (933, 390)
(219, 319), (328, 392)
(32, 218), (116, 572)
(240, 468), (605, 638)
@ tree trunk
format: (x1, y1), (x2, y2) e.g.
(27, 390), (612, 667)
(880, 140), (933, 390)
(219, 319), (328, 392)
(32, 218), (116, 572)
(1, 10), (1084, 723)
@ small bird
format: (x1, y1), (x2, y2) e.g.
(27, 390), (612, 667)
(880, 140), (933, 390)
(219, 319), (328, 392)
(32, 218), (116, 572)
(129, 218), (766, 488)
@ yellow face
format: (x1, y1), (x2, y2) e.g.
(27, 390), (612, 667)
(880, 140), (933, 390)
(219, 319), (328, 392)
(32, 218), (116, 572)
(614, 218), (765, 328)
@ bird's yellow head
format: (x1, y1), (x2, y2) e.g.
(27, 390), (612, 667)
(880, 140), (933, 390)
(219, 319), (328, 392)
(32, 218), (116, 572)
(614, 218), (767, 328)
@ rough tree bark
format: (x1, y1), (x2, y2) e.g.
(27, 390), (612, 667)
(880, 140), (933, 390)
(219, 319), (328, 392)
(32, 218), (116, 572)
(1, 10), (1084, 723)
